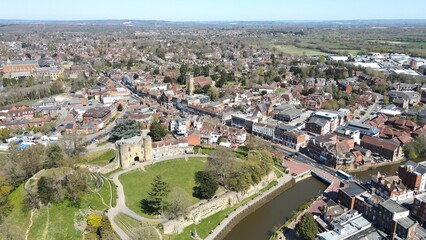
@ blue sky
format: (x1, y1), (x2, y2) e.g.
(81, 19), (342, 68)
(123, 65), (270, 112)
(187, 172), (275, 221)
(3, 0), (426, 21)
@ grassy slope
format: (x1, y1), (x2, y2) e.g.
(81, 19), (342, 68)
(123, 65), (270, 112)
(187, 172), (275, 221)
(1, 174), (115, 239)
(1, 184), (32, 240)
(119, 157), (206, 218)
(114, 213), (160, 240)
(84, 149), (116, 166)
(28, 201), (82, 239)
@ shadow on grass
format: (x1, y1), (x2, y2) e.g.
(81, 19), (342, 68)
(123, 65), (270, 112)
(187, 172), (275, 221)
(140, 198), (156, 215)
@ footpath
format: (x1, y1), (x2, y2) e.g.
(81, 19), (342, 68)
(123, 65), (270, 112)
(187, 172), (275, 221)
(106, 154), (207, 240)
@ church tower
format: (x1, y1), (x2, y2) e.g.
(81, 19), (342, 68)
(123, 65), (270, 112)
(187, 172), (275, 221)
(186, 72), (194, 95)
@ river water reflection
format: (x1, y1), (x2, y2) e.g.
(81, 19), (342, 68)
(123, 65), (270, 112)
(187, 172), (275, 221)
(223, 158), (425, 240)
(222, 177), (326, 240)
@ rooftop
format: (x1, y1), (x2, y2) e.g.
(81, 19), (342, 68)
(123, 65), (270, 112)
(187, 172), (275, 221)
(380, 199), (408, 213)
(340, 181), (367, 197)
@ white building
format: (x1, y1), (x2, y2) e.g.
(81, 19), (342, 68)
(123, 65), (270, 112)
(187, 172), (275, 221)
(318, 211), (372, 240)
(170, 117), (189, 135)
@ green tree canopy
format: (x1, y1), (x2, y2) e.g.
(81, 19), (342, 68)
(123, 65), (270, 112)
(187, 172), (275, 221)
(193, 171), (218, 199)
(296, 213), (318, 240)
(109, 117), (140, 142)
(404, 134), (426, 160)
(149, 118), (169, 141)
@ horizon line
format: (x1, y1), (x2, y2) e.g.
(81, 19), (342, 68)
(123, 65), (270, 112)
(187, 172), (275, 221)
(1, 18), (426, 22)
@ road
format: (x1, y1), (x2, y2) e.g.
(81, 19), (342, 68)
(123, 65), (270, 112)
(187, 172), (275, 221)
(83, 108), (127, 142)
(357, 92), (383, 123)
(106, 154), (207, 240)
(270, 142), (337, 177)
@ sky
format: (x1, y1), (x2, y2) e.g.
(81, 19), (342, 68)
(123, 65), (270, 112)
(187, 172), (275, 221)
(3, 0), (426, 21)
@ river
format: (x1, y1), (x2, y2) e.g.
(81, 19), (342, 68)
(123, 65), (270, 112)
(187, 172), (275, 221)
(222, 177), (327, 240)
(353, 158), (426, 183)
(223, 158), (426, 240)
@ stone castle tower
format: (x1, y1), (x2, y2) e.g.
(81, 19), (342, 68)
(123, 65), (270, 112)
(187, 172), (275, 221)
(115, 130), (153, 169)
(186, 72), (194, 95)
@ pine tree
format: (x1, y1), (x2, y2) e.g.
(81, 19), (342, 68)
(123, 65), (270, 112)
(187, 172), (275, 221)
(147, 175), (170, 215)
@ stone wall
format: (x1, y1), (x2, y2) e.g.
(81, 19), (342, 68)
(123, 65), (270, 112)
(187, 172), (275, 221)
(162, 171), (277, 234)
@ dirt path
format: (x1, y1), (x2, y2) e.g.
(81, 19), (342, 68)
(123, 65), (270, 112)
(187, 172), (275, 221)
(41, 206), (50, 240)
(104, 177), (113, 208)
(25, 209), (37, 240)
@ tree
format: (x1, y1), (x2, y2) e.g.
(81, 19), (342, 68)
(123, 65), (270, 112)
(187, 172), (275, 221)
(61, 133), (86, 157)
(226, 165), (253, 192)
(167, 188), (192, 219)
(44, 143), (65, 169)
(143, 175), (170, 215)
(109, 117), (140, 142)
(98, 215), (115, 239)
(163, 76), (173, 83)
(206, 147), (235, 185)
(117, 103), (123, 112)
(0, 177), (13, 223)
(193, 171), (218, 199)
(295, 213), (318, 240)
(149, 119), (169, 141)
(0, 128), (10, 142)
(4, 144), (46, 186)
(404, 134), (426, 160)
(37, 176), (56, 205)
(207, 86), (219, 101)
(64, 173), (87, 207)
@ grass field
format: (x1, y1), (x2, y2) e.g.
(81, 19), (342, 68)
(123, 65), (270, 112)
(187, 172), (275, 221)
(273, 44), (326, 56)
(84, 149), (116, 166)
(119, 157), (207, 218)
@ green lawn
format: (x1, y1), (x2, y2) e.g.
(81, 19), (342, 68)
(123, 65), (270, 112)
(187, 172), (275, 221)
(273, 44), (326, 56)
(274, 88), (287, 94)
(86, 149), (116, 166)
(119, 157), (207, 218)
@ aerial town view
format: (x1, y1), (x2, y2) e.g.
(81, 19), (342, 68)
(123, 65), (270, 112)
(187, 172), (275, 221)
(1, 1), (426, 240)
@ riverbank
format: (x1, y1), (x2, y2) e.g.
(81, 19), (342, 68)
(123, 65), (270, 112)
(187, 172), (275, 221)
(207, 169), (313, 240)
(271, 167), (340, 240)
(344, 158), (406, 174)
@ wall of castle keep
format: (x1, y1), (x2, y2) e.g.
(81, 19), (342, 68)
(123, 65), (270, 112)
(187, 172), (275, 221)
(162, 171), (277, 234)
